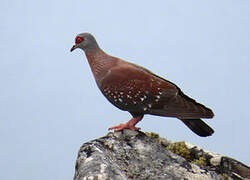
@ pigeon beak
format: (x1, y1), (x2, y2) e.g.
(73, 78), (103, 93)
(70, 45), (77, 52)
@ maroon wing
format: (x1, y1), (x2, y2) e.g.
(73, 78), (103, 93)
(100, 62), (213, 119)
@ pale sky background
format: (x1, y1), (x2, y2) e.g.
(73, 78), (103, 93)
(1, 1), (250, 179)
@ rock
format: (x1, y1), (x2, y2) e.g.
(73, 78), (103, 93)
(73, 130), (250, 180)
(182, 142), (250, 180)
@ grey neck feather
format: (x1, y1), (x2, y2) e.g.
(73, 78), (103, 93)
(83, 41), (99, 53)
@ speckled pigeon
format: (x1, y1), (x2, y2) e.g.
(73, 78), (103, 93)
(70, 33), (214, 137)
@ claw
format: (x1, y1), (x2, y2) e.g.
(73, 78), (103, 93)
(108, 115), (143, 132)
(108, 123), (141, 131)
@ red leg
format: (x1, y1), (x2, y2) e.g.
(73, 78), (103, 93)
(108, 115), (144, 132)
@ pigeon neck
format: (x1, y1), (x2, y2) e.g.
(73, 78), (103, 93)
(85, 48), (116, 86)
(83, 42), (100, 53)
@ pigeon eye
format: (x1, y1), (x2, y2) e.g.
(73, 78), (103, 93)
(75, 36), (84, 44)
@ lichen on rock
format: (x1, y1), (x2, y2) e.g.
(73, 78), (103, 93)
(145, 132), (250, 180)
(74, 130), (235, 180)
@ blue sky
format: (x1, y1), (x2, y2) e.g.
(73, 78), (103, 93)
(1, 1), (250, 179)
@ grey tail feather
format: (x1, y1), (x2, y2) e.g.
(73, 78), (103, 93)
(180, 119), (214, 137)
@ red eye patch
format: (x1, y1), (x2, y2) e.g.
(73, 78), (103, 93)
(75, 36), (84, 44)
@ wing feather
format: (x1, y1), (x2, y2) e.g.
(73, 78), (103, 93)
(100, 61), (214, 119)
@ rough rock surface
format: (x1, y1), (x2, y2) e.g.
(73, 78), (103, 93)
(73, 130), (250, 180)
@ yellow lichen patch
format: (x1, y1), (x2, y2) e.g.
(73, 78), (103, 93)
(145, 132), (160, 142)
(145, 132), (170, 147)
(145, 133), (209, 167)
(219, 173), (233, 180)
(166, 141), (191, 160)
(145, 132), (159, 139)
(192, 156), (207, 166)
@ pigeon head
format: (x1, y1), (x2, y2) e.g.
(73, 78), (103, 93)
(70, 33), (99, 52)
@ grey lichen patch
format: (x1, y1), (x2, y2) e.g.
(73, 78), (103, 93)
(210, 155), (222, 166)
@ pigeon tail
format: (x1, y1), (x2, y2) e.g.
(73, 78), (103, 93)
(180, 119), (214, 137)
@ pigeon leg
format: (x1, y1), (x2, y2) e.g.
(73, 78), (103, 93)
(109, 115), (143, 131)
